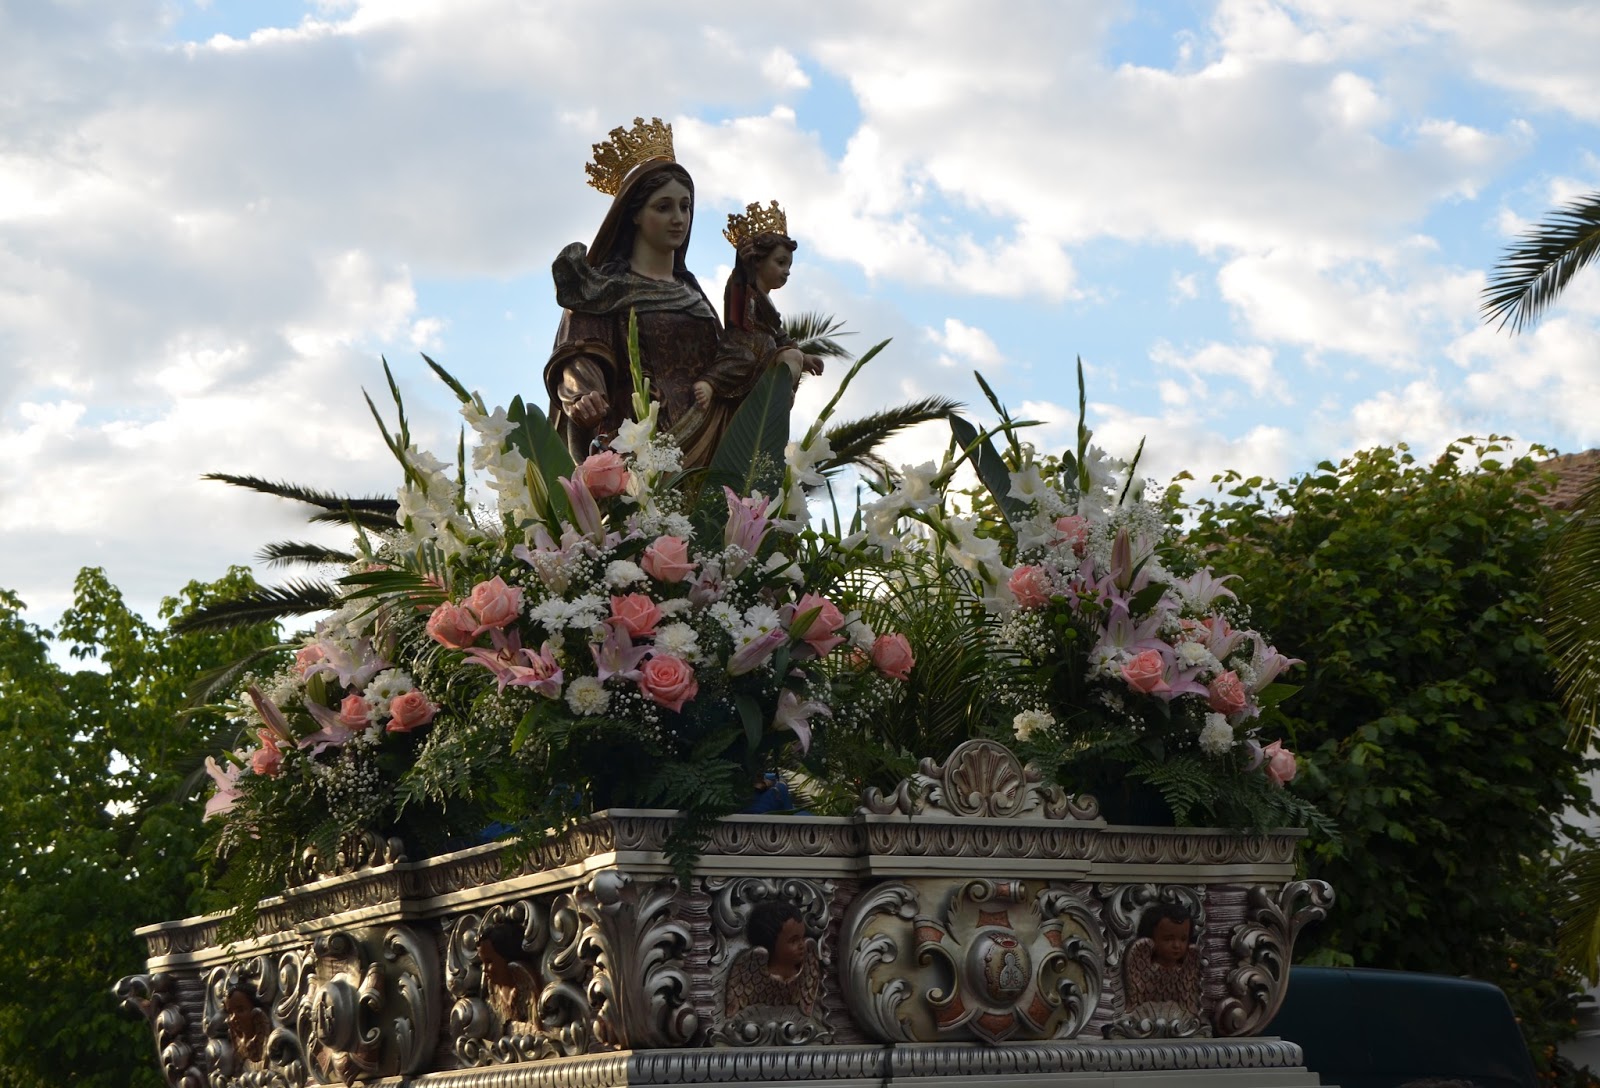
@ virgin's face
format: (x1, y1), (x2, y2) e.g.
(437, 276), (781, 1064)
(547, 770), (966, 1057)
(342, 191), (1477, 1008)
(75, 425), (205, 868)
(755, 246), (793, 293)
(633, 179), (692, 256)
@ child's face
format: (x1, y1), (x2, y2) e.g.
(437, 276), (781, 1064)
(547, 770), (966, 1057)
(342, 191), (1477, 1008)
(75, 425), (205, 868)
(1151, 916), (1192, 966)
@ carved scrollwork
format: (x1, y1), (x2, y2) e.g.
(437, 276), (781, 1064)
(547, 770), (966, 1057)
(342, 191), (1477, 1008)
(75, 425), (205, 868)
(1212, 879), (1335, 1037)
(704, 876), (835, 1046)
(293, 831), (406, 884)
(578, 870), (697, 1049)
(115, 972), (205, 1088)
(1104, 1005), (1213, 1039)
(859, 739), (1098, 820)
(840, 881), (920, 1042)
(445, 896), (595, 1066)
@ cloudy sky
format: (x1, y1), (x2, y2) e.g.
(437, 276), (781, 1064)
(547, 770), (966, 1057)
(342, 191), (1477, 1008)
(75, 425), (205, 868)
(6, 0), (1600, 633)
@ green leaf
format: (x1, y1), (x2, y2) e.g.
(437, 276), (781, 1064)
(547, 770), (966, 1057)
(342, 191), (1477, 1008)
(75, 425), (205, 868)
(422, 353), (474, 405)
(734, 694), (764, 751)
(505, 394), (575, 528)
(950, 413), (1028, 525)
(1255, 682), (1301, 709)
(700, 364), (793, 507)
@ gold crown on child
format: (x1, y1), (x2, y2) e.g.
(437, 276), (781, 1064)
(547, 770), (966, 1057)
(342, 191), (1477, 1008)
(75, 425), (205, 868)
(585, 117), (676, 196)
(723, 200), (789, 247)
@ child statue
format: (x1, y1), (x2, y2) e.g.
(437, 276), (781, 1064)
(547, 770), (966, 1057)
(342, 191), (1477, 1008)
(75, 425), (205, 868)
(1122, 902), (1204, 1023)
(722, 899), (822, 1021)
(671, 201), (825, 467)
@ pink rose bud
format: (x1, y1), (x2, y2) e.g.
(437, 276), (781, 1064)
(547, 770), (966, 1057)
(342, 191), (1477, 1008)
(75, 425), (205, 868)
(638, 653), (699, 712)
(294, 644), (326, 676)
(609, 593), (662, 639)
(577, 449), (630, 499)
(467, 576), (523, 635)
(1121, 649), (1170, 694)
(1207, 671), (1249, 716)
(426, 601), (479, 649)
(1054, 514), (1090, 554)
(386, 690), (437, 733)
(791, 592), (846, 657)
(870, 633), (915, 681)
(641, 535), (697, 583)
(1262, 740), (1298, 786)
(251, 730), (283, 777)
(1008, 565), (1053, 609)
(338, 693), (371, 728)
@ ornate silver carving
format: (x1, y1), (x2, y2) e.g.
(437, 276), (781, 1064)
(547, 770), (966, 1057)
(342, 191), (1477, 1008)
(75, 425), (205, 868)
(703, 876), (834, 1046)
(293, 831), (406, 884)
(859, 739), (1099, 820)
(1101, 883), (1207, 969)
(844, 878), (1105, 1043)
(1213, 879), (1335, 1037)
(115, 972), (204, 1088)
(445, 896), (595, 1065)
(292, 924), (439, 1083)
(578, 871), (697, 1049)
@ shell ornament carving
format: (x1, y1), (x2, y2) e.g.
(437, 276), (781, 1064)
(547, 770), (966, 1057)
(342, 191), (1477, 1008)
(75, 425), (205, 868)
(859, 739), (1098, 820)
(1212, 879), (1335, 1037)
(843, 878), (1105, 1044)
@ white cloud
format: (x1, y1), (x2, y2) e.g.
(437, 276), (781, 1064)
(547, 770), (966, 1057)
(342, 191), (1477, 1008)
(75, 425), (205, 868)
(1149, 340), (1280, 398)
(928, 318), (1004, 371)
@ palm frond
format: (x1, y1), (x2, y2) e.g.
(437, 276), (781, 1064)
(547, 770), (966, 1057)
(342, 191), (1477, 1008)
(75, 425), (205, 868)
(306, 508), (399, 533)
(170, 579), (340, 633)
(204, 473), (399, 518)
(1483, 192), (1600, 332)
(821, 396), (964, 475)
(784, 311), (855, 359)
(258, 541), (358, 568)
(1557, 846), (1600, 985)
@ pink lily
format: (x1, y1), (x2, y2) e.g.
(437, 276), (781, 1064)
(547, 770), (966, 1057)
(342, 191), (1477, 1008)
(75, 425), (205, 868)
(202, 756), (243, 820)
(245, 684), (295, 745)
(300, 699), (360, 756)
(506, 641), (564, 699)
(559, 473), (604, 541)
(591, 622), (650, 683)
(773, 690), (830, 754)
(728, 626), (789, 676)
(723, 487), (773, 556)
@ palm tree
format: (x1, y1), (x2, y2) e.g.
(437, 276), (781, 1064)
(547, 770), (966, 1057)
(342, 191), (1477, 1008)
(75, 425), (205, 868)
(1485, 194), (1600, 986)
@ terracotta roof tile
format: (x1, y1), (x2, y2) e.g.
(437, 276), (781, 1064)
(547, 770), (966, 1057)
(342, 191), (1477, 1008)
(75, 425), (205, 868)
(1541, 450), (1600, 511)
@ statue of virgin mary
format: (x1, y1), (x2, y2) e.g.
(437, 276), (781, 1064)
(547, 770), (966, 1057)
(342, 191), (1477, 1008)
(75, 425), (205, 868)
(544, 117), (721, 460)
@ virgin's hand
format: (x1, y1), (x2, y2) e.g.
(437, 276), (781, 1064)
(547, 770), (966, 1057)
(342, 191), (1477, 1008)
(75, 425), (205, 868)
(693, 381), (713, 408)
(570, 391), (610, 428)
(802, 355), (825, 376)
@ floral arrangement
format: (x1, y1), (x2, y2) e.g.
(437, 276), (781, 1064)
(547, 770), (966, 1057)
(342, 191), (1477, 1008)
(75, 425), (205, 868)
(201, 342), (923, 902)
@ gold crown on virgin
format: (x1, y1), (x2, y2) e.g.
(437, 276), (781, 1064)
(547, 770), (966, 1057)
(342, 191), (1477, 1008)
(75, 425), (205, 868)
(723, 200), (789, 247)
(585, 117), (676, 196)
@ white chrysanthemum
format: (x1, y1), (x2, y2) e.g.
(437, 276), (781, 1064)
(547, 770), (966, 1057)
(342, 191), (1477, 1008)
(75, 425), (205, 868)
(1199, 713), (1234, 755)
(656, 597), (693, 617)
(654, 622), (700, 661)
(709, 602), (741, 632)
(1176, 641), (1217, 672)
(566, 676), (610, 716)
(846, 620), (876, 651)
(660, 512), (694, 538)
(605, 560), (646, 588)
(365, 669), (414, 703)
(743, 604), (782, 635)
(1013, 709), (1055, 742)
(529, 598), (580, 630)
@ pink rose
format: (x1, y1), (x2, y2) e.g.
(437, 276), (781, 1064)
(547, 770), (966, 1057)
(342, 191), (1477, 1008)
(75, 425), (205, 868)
(294, 644), (326, 676)
(577, 449), (630, 499)
(638, 654), (699, 712)
(641, 535), (697, 583)
(1207, 671), (1249, 716)
(791, 593), (846, 657)
(1008, 565), (1053, 609)
(338, 693), (371, 728)
(467, 576), (523, 634)
(871, 633), (915, 681)
(387, 690), (437, 733)
(1121, 650), (1170, 695)
(251, 729), (282, 777)
(426, 601), (478, 649)
(610, 593), (662, 638)
(1262, 740), (1298, 786)
(1054, 515), (1090, 554)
